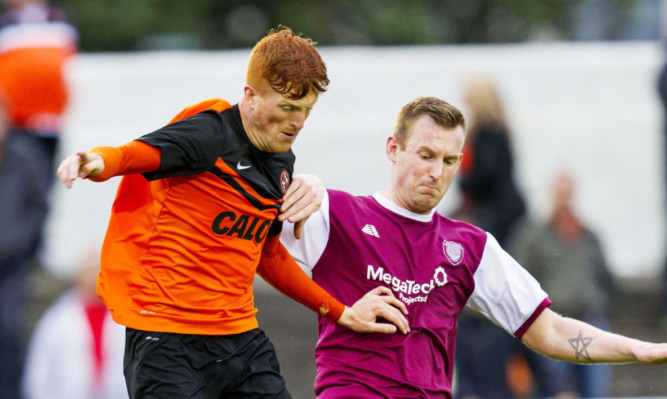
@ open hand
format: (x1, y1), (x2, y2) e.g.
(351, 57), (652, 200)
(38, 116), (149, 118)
(338, 286), (410, 334)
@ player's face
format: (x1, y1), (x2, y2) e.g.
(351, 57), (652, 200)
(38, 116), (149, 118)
(386, 115), (465, 214)
(245, 85), (317, 153)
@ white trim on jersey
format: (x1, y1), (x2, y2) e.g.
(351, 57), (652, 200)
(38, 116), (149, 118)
(467, 233), (549, 335)
(281, 190), (437, 269)
(281, 188), (331, 270)
(371, 191), (435, 222)
(281, 189), (548, 337)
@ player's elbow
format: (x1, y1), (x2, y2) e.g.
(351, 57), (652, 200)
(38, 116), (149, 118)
(520, 308), (565, 359)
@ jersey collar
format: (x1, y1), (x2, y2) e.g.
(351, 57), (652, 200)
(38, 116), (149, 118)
(372, 191), (435, 223)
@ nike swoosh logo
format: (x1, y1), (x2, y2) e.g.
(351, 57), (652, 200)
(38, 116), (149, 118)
(237, 161), (252, 170)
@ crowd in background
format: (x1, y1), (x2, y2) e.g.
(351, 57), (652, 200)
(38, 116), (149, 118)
(0, 0), (77, 398)
(452, 77), (617, 399)
(1, 1), (667, 399)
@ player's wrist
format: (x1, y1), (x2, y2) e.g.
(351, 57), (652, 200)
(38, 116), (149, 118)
(324, 300), (345, 323)
(336, 306), (350, 325)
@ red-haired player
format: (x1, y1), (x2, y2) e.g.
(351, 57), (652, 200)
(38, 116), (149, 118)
(57, 27), (409, 399)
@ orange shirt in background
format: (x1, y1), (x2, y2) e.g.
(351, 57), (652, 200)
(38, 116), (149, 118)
(0, 14), (77, 133)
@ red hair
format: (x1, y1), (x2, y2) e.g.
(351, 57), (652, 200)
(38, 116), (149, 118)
(246, 26), (329, 99)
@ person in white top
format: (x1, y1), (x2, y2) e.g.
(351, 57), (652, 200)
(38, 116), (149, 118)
(22, 249), (127, 399)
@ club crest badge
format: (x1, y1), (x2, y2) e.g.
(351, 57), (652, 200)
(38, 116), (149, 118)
(279, 170), (290, 194)
(443, 240), (464, 265)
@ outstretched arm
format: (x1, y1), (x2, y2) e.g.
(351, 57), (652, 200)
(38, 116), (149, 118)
(521, 308), (667, 365)
(257, 235), (410, 334)
(56, 141), (161, 188)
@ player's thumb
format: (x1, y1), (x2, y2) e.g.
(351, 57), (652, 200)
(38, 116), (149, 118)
(293, 220), (304, 239)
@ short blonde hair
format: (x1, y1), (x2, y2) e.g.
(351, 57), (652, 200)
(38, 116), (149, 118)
(393, 97), (466, 149)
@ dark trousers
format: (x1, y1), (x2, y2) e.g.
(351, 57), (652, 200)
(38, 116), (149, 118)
(0, 256), (28, 399)
(124, 327), (292, 399)
(454, 310), (512, 399)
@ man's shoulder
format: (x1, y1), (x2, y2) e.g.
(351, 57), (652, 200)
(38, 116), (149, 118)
(322, 189), (378, 223)
(168, 98), (232, 125)
(434, 213), (489, 257)
(325, 188), (355, 199)
(325, 189), (371, 207)
(436, 212), (486, 235)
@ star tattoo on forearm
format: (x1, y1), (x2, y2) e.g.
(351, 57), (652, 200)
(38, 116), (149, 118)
(568, 330), (596, 361)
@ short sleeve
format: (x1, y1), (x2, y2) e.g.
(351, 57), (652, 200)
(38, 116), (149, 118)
(467, 233), (551, 337)
(138, 110), (225, 180)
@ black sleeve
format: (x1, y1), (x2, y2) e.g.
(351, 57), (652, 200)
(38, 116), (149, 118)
(268, 217), (283, 237)
(138, 110), (225, 180)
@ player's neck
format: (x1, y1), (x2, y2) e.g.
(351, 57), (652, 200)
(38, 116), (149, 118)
(382, 187), (401, 208)
(238, 100), (266, 151)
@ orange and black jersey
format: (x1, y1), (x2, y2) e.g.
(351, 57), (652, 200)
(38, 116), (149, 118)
(95, 99), (343, 336)
(139, 104), (294, 211)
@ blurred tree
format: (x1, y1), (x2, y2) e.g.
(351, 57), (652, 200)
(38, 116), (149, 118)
(57, 0), (155, 51)
(48, 0), (650, 52)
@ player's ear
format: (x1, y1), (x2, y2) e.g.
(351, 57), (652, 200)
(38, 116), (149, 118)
(386, 136), (398, 163)
(243, 85), (257, 109)
(453, 153), (464, 174)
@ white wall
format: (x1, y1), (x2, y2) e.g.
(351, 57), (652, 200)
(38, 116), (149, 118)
(45, 42), (666, 279)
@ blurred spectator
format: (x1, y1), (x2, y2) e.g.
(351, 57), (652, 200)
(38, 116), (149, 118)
(0, 3), (73, 394)
(22, 247), (127, 399)
(0, 92), (49, 399)
(456, 75), (526, 245)
(0, 0), (77, 178)
(508, 171), (614, 398)
(453, 75), (526, 399)
(658, 0), (667, 328)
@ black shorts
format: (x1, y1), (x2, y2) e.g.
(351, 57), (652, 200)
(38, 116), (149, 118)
(124, 327), (291, 399)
